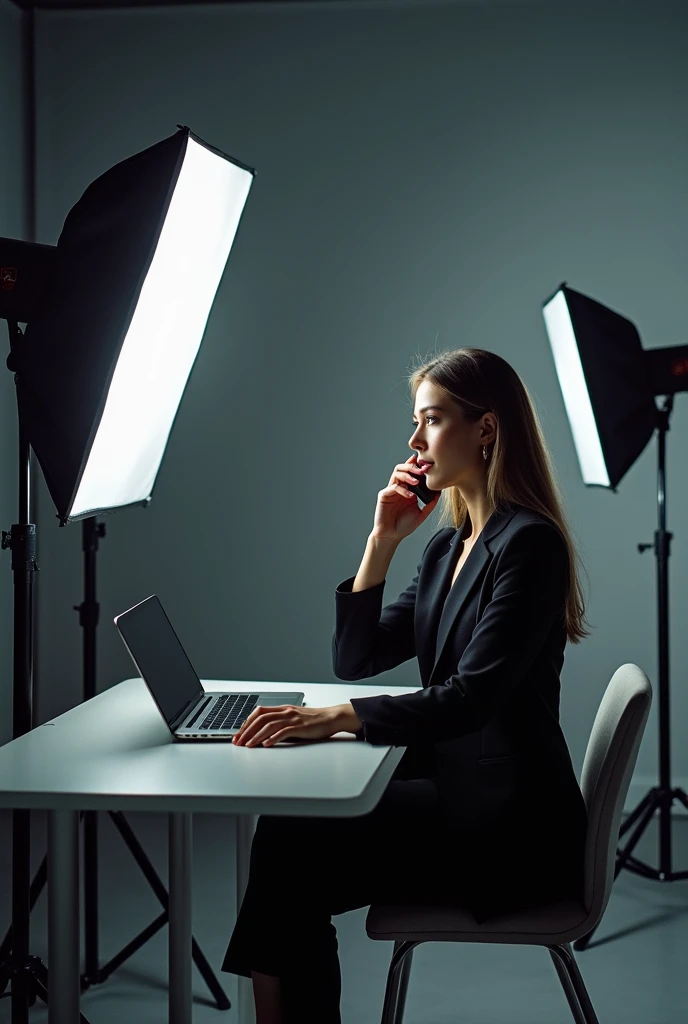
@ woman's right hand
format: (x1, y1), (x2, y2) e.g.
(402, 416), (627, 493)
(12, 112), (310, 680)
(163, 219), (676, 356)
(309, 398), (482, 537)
(370, 454), (440, 542)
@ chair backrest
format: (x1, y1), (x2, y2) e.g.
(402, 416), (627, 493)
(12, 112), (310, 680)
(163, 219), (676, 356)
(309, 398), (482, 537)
(579, 663), (652, 924)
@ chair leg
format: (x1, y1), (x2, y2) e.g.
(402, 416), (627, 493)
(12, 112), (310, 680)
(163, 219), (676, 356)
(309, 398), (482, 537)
(548, 943), (600, 1024)
(548, 947), (587, 1024)
(392, 940), (414, 1024)
(380, 940), (419, 1024)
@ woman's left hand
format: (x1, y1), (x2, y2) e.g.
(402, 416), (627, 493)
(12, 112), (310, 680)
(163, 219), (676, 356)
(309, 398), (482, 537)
(232, 703), (360, 747)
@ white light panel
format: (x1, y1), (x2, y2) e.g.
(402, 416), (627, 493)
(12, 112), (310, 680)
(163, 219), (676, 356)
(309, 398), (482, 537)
(543, 290), (610, 487)
(71, 137), (252, 519)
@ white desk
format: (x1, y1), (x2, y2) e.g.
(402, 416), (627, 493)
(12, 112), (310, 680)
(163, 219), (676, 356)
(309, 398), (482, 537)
(0, 677), (414, 1024)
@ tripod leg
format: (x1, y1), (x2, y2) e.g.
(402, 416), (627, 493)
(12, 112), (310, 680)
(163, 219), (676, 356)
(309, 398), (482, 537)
(48, 810), (81, 1024)
(616, 792), (660, 874)
(30, 960), (92, 1024)
(658, 788), (673, 878)
(622, 855), (660, 880)
(107, 811), (229, 1007)
(618, 789), (655, 839)
(674, 788), (688, 812)
(1, 816), (92, 985)
(0, 827), (86, 1014)
(1, 810), (100, 1007)
(109, 810), (169, 900)
(98, 913), (168, 982)
(190, 938), (231, 1010)
(0, 850), (49, 974)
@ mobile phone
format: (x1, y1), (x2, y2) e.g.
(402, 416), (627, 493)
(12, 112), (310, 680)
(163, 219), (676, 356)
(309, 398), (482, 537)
(408, 473), (440, 506)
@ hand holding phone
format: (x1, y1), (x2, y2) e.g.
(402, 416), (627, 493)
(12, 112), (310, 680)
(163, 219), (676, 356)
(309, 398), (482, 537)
(370, 454), (440, 542)
(407, 470), (440, 506)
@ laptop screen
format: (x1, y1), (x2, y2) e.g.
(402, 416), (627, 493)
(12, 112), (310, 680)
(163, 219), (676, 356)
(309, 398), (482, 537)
(114, 595), (204, 726)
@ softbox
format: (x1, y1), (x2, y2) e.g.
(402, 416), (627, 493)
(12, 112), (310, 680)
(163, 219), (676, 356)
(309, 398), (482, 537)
(9, 125), (254, 523)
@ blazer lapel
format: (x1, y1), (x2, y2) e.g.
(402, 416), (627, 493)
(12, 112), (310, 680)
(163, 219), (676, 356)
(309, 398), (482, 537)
(417, 527), (464, 683)
(428, 505), (518, 685)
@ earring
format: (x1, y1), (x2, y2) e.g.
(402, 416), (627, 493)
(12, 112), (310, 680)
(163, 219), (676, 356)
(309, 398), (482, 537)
(483, 445), (488, 461)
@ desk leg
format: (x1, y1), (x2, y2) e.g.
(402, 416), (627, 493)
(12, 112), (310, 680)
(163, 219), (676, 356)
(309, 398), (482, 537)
(48, 810), (80, 1024)
(169, 813), (192, 1024)
(236, 814), (258, 1024)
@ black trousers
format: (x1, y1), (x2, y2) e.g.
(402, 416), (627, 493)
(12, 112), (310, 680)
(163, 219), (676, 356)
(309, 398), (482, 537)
(220, 749), (479, 1024)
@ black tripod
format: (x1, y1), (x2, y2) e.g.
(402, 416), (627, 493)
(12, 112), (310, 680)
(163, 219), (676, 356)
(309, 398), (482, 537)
(0, 514), (231, 1009)
(0, 325), (72, 1023)
(575, 395), (688, 951)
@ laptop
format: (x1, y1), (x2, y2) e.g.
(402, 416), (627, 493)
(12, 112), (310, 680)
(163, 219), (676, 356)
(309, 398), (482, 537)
(114, 594), (305, 740)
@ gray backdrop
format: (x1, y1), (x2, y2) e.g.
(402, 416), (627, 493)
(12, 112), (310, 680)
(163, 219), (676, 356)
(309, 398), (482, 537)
(1, 0), (687, 812)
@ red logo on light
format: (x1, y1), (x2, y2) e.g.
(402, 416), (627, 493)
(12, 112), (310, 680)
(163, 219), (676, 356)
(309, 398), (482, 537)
(1, 268), (17, 291)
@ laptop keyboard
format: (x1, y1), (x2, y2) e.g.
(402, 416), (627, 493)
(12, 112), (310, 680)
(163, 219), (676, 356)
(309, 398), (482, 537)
(197, 694), (260, 731)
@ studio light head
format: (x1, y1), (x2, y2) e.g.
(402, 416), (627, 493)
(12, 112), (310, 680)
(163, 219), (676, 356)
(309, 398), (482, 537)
(0, 125), (254, 523)
(542, 283), (688, 491)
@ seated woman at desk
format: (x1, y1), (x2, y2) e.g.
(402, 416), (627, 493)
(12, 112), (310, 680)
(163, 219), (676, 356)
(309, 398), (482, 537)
(222, 347), (589, 1024)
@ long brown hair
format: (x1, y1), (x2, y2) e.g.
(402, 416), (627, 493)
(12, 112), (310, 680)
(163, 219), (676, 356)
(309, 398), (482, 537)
(407, 347), (592, 644)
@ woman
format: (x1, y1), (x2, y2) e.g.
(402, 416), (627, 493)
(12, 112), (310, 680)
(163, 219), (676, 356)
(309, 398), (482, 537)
(221, 347), (590, 1024)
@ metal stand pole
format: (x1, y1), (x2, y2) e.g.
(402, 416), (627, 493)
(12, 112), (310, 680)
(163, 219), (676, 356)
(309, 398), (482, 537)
(0, 323), (92, 1022)
(576, 396), (688, 952)
(78, 518), (101, 985)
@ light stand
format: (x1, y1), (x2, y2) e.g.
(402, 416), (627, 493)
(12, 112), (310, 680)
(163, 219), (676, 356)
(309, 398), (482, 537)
(542, 283), (688, 951)
(0, 322), (90, 1024)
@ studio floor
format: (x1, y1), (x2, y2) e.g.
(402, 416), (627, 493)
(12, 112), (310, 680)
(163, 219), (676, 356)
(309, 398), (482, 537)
(0, 809), (686, 1023)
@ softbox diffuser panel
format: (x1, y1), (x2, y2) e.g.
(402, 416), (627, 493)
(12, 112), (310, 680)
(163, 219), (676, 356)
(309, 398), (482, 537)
(14, 127), (254, 522)
(543, 284), (656, 490)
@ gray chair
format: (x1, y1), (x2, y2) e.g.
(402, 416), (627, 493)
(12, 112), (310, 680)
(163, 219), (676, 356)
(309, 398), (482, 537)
(365, 663), (653, 1024)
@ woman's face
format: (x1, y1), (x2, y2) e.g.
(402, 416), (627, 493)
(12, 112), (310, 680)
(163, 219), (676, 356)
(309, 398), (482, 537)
(408, 379), (495, 492)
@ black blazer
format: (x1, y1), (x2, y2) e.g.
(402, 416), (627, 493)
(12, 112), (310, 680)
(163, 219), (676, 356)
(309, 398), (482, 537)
(332, 504), (587, 920)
